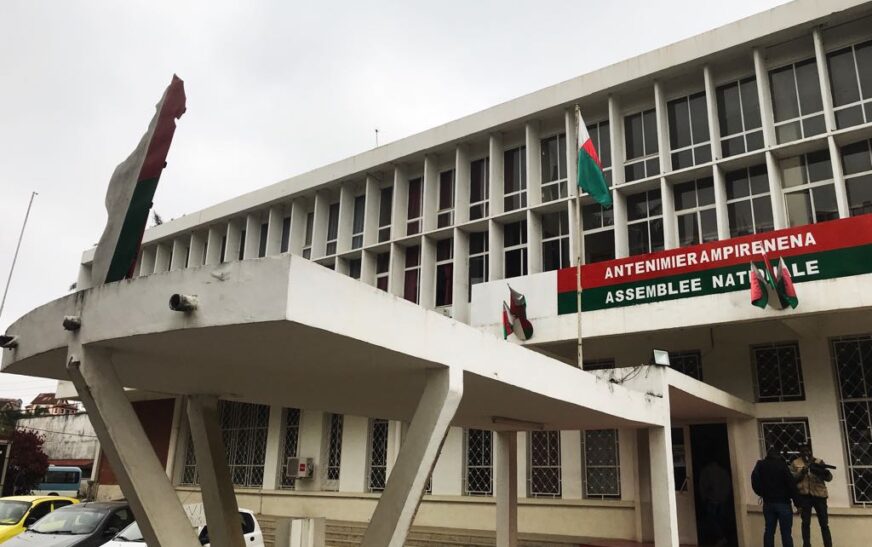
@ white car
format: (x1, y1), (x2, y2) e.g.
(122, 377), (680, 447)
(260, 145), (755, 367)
(103, 508), (264, 547)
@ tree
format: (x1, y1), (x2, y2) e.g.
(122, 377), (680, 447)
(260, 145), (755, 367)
(3, 429), (49, 496)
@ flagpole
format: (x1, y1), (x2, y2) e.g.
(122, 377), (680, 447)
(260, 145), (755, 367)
(573, 106), (584, 370)
(0, 191), (38, 320)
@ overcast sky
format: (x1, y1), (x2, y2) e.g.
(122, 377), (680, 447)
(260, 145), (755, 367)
(0, 0), (789, 404)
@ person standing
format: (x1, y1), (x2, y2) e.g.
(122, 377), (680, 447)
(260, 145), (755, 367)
(753, 446), (799, 547)
(790, 443), (833, 547)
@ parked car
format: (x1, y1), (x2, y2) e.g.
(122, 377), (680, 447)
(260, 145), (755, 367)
(103, 509), (264, 547)
(3, 501), (133, 547)
(0, 496), (79, 543)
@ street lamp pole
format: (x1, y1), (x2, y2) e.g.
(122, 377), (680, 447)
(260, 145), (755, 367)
(0, 191), (38, 320)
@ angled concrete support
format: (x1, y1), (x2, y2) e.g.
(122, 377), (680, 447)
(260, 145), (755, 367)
(187, 395), (246, 547)
(360, 367), (463, 547)
(66, 344), (199, 547)
(495, 431), (518, 547)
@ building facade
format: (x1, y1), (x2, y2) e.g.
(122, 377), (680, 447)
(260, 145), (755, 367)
(61, 0), (872, 544)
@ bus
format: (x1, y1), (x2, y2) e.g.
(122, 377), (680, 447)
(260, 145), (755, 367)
(31, 466), (81, 497)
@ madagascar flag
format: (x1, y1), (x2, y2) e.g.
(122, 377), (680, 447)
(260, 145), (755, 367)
(508, 286), (534, 341)
(501, 302), (514, 340)
(776, 257), (799, 309)
(576, 107), (612, 207)
(91, 75), (187, 286)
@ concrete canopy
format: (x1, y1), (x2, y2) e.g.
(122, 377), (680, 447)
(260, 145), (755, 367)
(2, 255), (664, 431)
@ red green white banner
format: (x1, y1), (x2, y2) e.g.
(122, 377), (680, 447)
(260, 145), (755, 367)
(558, 215), (872, 314)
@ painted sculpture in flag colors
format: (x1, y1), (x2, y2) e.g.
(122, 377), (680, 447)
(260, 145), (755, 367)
(750, 255), (799, 310)
(91, 75), (187, 286)
(502, 286), (534, 341)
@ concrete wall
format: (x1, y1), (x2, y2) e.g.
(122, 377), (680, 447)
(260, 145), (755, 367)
(16, 413), (97, 461)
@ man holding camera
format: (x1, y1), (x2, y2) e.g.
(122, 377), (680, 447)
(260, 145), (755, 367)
(790, 443), (833, 547)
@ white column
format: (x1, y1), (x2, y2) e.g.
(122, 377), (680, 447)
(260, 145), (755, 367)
(360, 367), (463, 547)
(262, 405), (284, 489)
(654, 80), (671, 174)
(205, 226), (223, 266)
(189, 231), (206, 268)
(565, 108), (578, 199)
(560, 430), (582, 499)
(153, 243), (171, 273)
(753, 48), (777, 148)
(431, 426), (463, 495)
(170, 238), (188, 270)
(338, 184), (355, 254)
(828, 136), (851, 218)
(526, 210), (542, 275)
(296, 411), (329, 491)
(713, 166), (731, 240)
(765, 151), (788, 229)
(311, 191), (330, 260)
(386, 420), (403, 480)
(813, 27), (837, 132)
(361, 250), (376, 286)
(495, 431), (518, 547)
(516, 431), (527, 500)
(420, 236), (436, 310)
(187, 395), (246, 547)
(568, 199), (582, 266)
(649, 426), (679, 547)
(452, 228), (470, 323)
(138, 246), (156, 276)
(613, 190), (629, 258)
(526, 121), (542, 207)
(225, 218), (243, 262)
(704, 65), (722, 162)
(66, 345), (200, 547)
(289, 198), (308, 255)
(364, 176), (381, 247)
(392, 166), (409, 238)
(455, 145), (471, 225)
(164, 396), (184, 480)
(388, 243), (404, 298)
(609, 95), (625, 186)
(339, 415), (369, 493)
(266, 205), (284, 256)
(423, 155), (439, 232)
(488, 220), (504, 281)
(660, 178), (678, 249)
(244, 213), (260, 260)
(489, 133), (504, 216)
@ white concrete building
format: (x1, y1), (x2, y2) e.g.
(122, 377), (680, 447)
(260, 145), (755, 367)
(4, 0), (872, 545)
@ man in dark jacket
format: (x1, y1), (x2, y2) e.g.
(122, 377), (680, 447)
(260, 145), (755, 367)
(753, 446), (800, 547)
(790, 443), (833, 547)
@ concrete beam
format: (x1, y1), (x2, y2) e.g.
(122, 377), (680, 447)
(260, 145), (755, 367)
(360, 367), (463, 547)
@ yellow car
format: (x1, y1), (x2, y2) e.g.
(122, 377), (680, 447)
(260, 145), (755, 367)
(0, 496), (79, 542)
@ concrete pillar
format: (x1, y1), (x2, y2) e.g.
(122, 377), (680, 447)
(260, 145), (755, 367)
(489, 133), (504, 216)
(244, 213), (261, 260)
(608, 95), (625, 186)
(205, 226), (223, 266)
(660, 178), (678, 249)
(431, 426), (463, 495)
(648, 426), (679, 547)
(654, 80), (671, 174)
(565, 108), (578, 199)
(262, 404), (285, 489)
(568, 199), (582, 266)
(65, 345), (200, 547)
(339, 415), (369, 493)
(560, 430), (582, 499)
(526, 210), (542, 274)
(454, 145), (471, 225)
(488, 220), (504, 281)
(392, 166), (409, 238)
(170, 238), (188, 271)
(828, 135), (850, 218)
(388, 243), (404, 298)
(704, 64), (722, 163)
(423, 155), (439, 233)
(225, 219), (243, 262)
(813, 27), (836, 132)
(311, 191), (330, 260)
(165, 396), (184, 480)
(765, 151), (788, 229)
(296, 411), (329, 492)
(360, 367), (463, 547)
(613, 189), (629, 258)
(420, 236), (436, 310)
(363, 175), (381, 247)
(525, 121), (542, 207)
(361, 249), (376, 286)
(289, 199), (309, 256)
(266, 206), (284, 256)
(154, 243), (171, 273)
(452, 228), (470, 323)
(189, 231), (206, 268)
(138, 246), (156, 276)
(495, 431), (518, 547)
(753, 48), (776, 148)
(338, 183), (355, 254)
(713, 166), (731, 240)
(187, 395), (246, 547)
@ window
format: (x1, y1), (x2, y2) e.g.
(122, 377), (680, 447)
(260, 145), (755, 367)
(674, 177), (718, 247)
(542, 210), (571, 271)
(504, 146), (527, 211)
(627, 190), (664, 256)
(827, 40), (872, 129)
(348, 258), (361, 280)
(503, 220), (528, 279)
(438, 170), (455, 228)
(258, 222), (268, 258)
(435, 238), (453, 307)
(351, 195), (365, 249)
(759, 418), (810, 460)
(324, 414), (343, 491)
(470, 158), (490, 220)
(668, 350), (702, 380)
(769, 59), (825, 143)
(781, 150), (839, 227)
(582, 204), (614, 263)
(325, 203), (340, 256)
(624, 109), (660, 182)
(752, 342), (805, 402)
(541, 133), (568, 202)
(464, 429), (493, 496)
(407, 177), (423, 236)
(717, 77), (763, 157)
(280, 216), (291, 253)
(468, 232), (489, 301)
(302, 212), (314, 259)
(725, 164), (774, 237)
(376, 252), (390, 292)
(587, 120), (612, 188)
(238, 230), (246, 261)
(280, 408), (301, 489)
(27, 501), (52, 522)
(840, 139), (872, 216)
(529, 430), (561, 497)
(582, 429), (621, 499)
(403, 245), (421, 303)
(368, 418), (389, 492)
(831, 335), (872, 504)
(668, 91), (712, 169)
(378, 187), (393, 242)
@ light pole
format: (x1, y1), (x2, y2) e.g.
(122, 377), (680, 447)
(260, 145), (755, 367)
(0, 191), (38, 320)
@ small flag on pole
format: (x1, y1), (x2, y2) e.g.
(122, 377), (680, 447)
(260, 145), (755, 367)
(749, 256), (798, 310)
(776, 257), (799, 309)
(576, 106), (612, 208)
(507, 286), (534, 341)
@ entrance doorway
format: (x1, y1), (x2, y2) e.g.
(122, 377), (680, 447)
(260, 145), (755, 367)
(690, 423), (738, 546)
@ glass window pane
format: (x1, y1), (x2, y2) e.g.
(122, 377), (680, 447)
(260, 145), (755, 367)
(668, 98), (691, 149)
(847, 174), (872, 216)
(741, 78), (762, 129)
(806, 150), (833, 182)
(625, 162), (645, 183)
(802, 114), (826, 137)
(812, 184), (839, 222)
(672, 149), (694, 170)
(770, 66), (800, 122)
(856, 41), (872, 101)
(674, 181), (697, 210)
(700, 209), (718, 242)
(841, 141), (872, 176)
(717, 82), (743, 136)
(795, 59), (823, 114)
(677, 213), (699, 247)
(625, 114), (644, 159)
(650, 218), (664, 252)
(728, 201), (754, 237)
(584, 230), (615, 263)
(696, 177), (715, 206)
(647, 190), (662, 216)
(828, 47), (861, 107)
(785, 190), (813, 227)
(726, 169), (750, 199)
(694, 144), (712, 165)
(541, 212), (563, 239)
(599, 123), (611, 168)
(628, 222), (650, 256)
(470, 231), (488, 254)
(722, 136), (746, 157)
(646, 157), (660, 177)
(776, 121), (802, 144)
(543, 240), (561, 272)
(749, 164), (769, 194)
(541, 136), (560, 183)
(643, 110), (659, 154)
(627, 193), (648, 221)
(746, 131), (764, 152)
(753, 196), (775, 232)
(781, 156), (806, 188)
(689, 92), (709, 144)
(836, 105), (865, 129)
(505, 248), (527, 278)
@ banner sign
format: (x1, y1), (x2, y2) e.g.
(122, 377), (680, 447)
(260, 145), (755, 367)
(557, 215), (872, 314)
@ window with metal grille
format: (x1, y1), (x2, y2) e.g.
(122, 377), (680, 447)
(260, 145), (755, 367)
(541, 210), (570, 272)
(376, 252), (390, 292)
(403, 246), (421, 304)
(839, 139), (872, 217)
(582, 203), (614, 264)
(325, 202), (340, 256)
(468, 232), (489, 301)
(667, 91), (711, 170)
(438, 170), (455, 228)
(435, 238), (453, 308)
(529, 430), (561, 497)
(324, 413), (343, 491)
(368, 418), (389, 492)
(759, 418), (810, 461)
(582, 429), (621, 499)
(351, 195), (365, 249)
(407, 177), (423, 235)
(464, 429), (493, 496)
(280, 408), (301, 489)
(624, 109), (660, 182)
(378, 187), (393, 242)
(180, 429), (198, 485)
(504, 146), (527, 211)
(752, 342), (806, 402)
(503, 220), (528, 279)
(669, 350), (703, 381)
(627, 189), (664, 256)
(831, 335), (872, 505)
(470, 158), (490, 220)
(769, 58), (825, 143)
(541, 133), (568, 202)
(674, 177), (718, 247)
(827, 40), (872, 129)
(302, 212), (314, 259)
(716, 76), (764, 157)
(725, 164), (773, 237)
(781, 150), (839, 227)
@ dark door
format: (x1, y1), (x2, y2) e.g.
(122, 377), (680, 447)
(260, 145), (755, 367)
(690, 423), (738, 546)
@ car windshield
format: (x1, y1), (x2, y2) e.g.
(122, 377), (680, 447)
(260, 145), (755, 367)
(0, 501), (30, 525)
(30, 507), (104, 535)
(115, 521), (144, 541)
